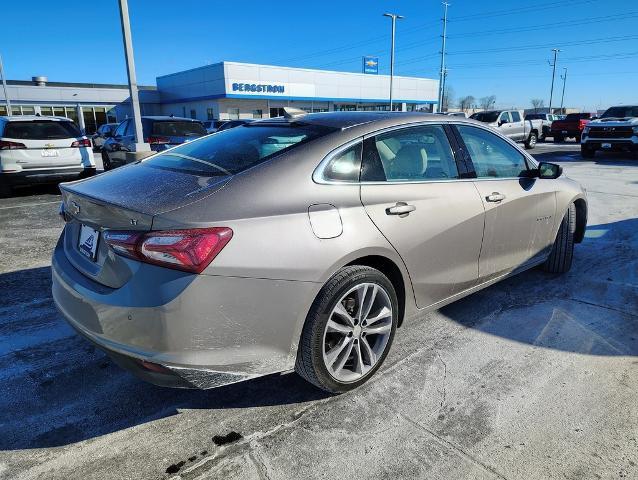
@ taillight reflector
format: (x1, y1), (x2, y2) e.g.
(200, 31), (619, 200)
(71, 138), (92, 148)
(0, 140), (26, 150)
(145, 135), (170, 145)
(103, 227), (233, 273)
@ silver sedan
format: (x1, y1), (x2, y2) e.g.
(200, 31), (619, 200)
(52, 110), (587, 393)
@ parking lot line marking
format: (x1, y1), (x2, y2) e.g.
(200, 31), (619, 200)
(0, 200), (60, 210)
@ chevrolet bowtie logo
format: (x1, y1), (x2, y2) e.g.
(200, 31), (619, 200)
(45, 143), (55, 148)
(365, 59), (378, 67)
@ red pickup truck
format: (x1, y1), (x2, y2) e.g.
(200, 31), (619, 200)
(551, 113), (597, 143)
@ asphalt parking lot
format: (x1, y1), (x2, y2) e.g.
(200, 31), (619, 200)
(1, 143), (637, 480)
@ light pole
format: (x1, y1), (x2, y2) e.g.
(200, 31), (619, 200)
(559, 67), (567, 115)
(548, 48), (560, 115)
(437, 2), (450, 113)
(118, 0), (149, 152)
(383, 13), (404, 111)
(0, 54), (11, 114)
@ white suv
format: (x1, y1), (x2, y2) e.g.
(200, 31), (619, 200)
(0, 115), (96, 196)
(581, 105), (638, 159)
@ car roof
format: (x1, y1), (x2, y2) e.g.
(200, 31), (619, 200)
(252, 111), (451, 130)
(141, 116), (201, 122)
(0, 115), (74, 122)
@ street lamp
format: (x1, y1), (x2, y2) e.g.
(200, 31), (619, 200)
(383, 13), (404, 111)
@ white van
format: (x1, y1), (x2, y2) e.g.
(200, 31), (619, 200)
(0, 116), (95, 196)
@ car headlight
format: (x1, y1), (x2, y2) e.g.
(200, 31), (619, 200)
(582, 126), (590, 134)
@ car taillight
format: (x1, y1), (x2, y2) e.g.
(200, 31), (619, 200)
(145, 135), (170, 145)
(0, 140), (26, 150)
(71, 138), (92, 147)
(103, 227), (233, 273)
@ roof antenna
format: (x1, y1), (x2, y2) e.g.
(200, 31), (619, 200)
(283, 107), (306, 120)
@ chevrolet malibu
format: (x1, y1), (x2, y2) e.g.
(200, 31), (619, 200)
(52, 110), (587, 393)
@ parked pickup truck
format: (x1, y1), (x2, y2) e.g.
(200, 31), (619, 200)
(581, 105), (638, 159)
(470, 110), (542, 149)
(525, 113), (557, 141)
(550, 113), (596, 143)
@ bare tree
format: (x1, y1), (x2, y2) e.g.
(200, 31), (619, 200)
(458, 95), (475, 112)
(531, 98), (544, 113)
(442, 85), (455, 112)
(479, 95), (496, 110)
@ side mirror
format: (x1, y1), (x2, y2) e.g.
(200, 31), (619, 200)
(499, 119), (508, 126)
(538, 162), (562, 179)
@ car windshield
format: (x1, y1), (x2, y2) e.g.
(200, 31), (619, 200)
(600, 106), (638, 118)
(470, 111), (499, 123)
(143, 123), (338, 176)
(3, 120), (81, 140)
(151, 121), (206, 137)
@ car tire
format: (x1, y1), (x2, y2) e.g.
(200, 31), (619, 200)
(524, 132), (537, 149)
(581, 145), (596, 159)
(295, 265), (398, 393)
(102, 151), (112, 171)
(553, 135), (564, 143)
(574, 134), (582, 143)
(0, 184), (12, 198)
(542, 203), (576, 274)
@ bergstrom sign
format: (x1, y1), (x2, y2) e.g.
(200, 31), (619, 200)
(232, 83), (285, 94)
(226, 79), (316, 98)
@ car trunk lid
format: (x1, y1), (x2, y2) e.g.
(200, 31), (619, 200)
(59, 162), (230, 288)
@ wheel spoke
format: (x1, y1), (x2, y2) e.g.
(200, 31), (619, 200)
(333, 302), (356, 327)
(365, 306), (391, 325)
(325, 336), (352, 368)
(364, 321), (392, 335)
(358, 284), (377, 323)
(360, 336), (377, 365)
(353, 341), (369, 375)
(331, 338), (354, 374)
(326, 319), (353, 335)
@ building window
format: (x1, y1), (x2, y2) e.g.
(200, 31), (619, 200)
(65, 106), (78, 123)
(207, 108), (215, 120)
(11, 106), (22, 115)
(40, 106), (53, 116)
(190, 109), (197, 119)
(252, 109), (263, 119)
(22, 106), (35, 115)
(228, 108), (240, 120)
(0, 106), (6, 116)
(269, 107), (284, 118)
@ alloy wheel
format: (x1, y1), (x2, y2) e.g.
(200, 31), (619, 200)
(322, 282), (393, 383)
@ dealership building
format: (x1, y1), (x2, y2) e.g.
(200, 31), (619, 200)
(0, 61), (439, 134)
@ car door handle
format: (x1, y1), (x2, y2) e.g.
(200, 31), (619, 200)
(386, 202), (416, 216)
(486, 192), (506, 202)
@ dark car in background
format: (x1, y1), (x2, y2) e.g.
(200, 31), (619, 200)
(101, 116), (206, 170)
(91, 123), (119, 151)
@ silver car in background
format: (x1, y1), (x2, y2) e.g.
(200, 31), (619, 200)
(52, 110), (587, 393)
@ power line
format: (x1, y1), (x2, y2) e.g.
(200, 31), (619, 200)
(449, 0), (598, 21)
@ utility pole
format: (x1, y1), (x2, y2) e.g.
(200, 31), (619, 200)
(0, 54), (11, 114)
(440, 68), (448, 111)
(383, 13), (404, 111)
(548, 48), (560, 115)
(118, 0), (149, 152)
(559, 67), (567, 115)
(437, 2), (450, 113)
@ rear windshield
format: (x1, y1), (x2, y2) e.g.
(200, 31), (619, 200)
(600, 106), (638, 118)
(151, 121), (206, 137)
(525, 114), (543, 120)
(3, 120), (81, 140)
(470, 111), (499, 123)
(565, 113), (591, 120)
(144, 123), (337, 176)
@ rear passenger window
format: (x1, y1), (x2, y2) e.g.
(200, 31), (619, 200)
(456, 125), (529, 178)
(511, 111), (521, 122)
(361, 125), (459, 182)
(320, 142), (362, 182)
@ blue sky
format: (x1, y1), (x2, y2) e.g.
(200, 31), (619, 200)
(3, 0), (637, 110)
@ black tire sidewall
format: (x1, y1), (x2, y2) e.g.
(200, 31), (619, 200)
(299, 266), (399, 393)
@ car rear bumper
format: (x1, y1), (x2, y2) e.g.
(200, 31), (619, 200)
(0, 166), (95, 186)
(51, 235), (320, 389)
